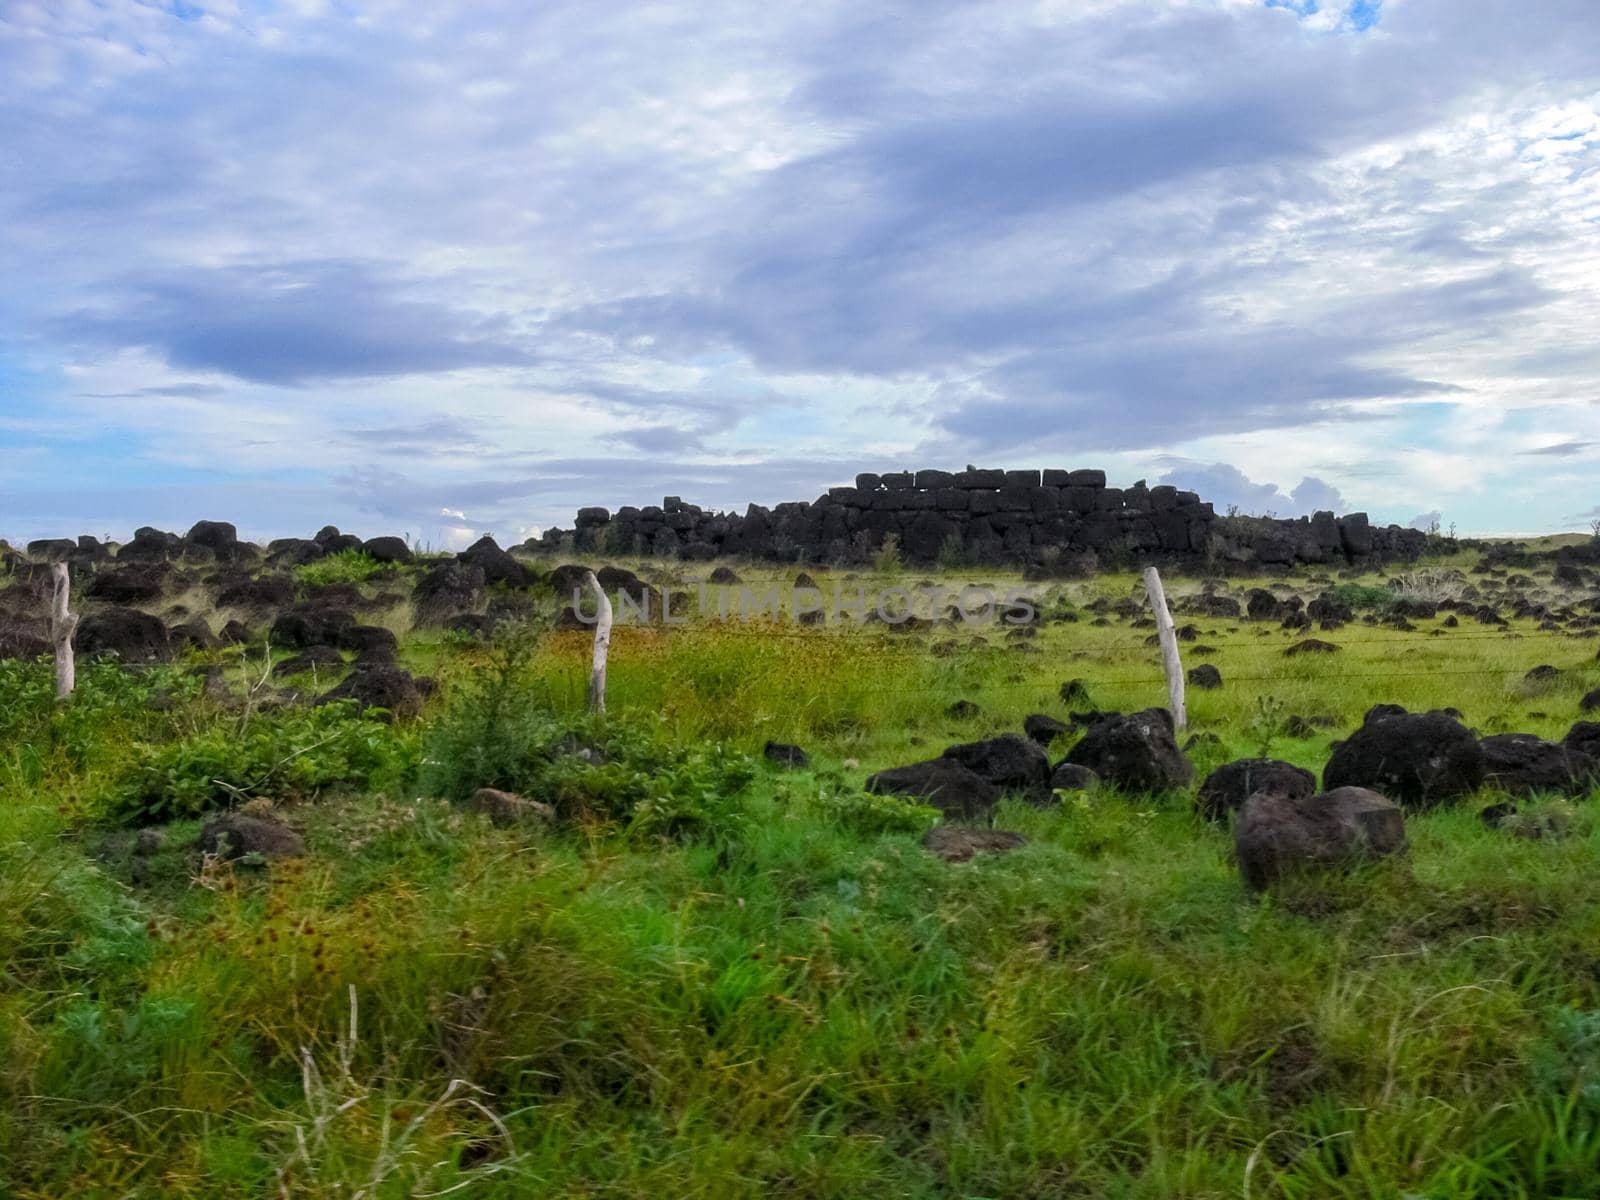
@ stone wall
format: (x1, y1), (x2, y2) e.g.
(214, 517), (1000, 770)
(528, 468), (1429, 569)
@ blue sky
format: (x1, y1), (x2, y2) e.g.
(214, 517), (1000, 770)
(2, 0), (1598, 545)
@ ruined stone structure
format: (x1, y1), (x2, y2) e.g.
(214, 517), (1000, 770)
(529, 468), (1428, 568)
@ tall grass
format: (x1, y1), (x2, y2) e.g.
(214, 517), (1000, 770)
(2, 554), (1599, 1195)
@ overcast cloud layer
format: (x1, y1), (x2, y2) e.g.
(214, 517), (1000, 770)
(2, 0), (1598, 545)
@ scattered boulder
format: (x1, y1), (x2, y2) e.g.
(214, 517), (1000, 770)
(1564, 721), (1600, 764)
(338, 624), (399, 660)
(1580, 688), (1600, 714)
(219, 619), (254, 645)
(466, 787), (555, 828)
(1023, 713), (1069, 747)
(865, 759), (1000, 822)
(1059, 678), (1091, 705)
(922, 827), (1028, 863)
(197, 814), (304, 861)
(457, 536), (527, 587)
(0, 618), (50, 660)
(1197, 758), (1317, 822)
(1060, 708), (1192, 795)
(362, 536), (412, 564)
(941, 734), (1051, 801)
(1235, 786), (1407, 891)
(75, 607), (171, 663)
(215, 573), (296, 611)
(1047, 762), (1099, 793)
(444, 613), (498, 639)
(1285, 638), (1339, 656)
(270, 605), (357, 649)
(168, 617), (218, 652)
(317, 664), (425, 720)
(1187, 663), (1222, 690)
(1323, 710), (1484, 810)
(946, 699), (981, 720)
(1480, 733), (1594, 797)
(86, 563), (170, 604)
(1246, 589), (1282, 621)
(185, 520), (240, 554)
(763, 741), (810, 769)
(708, 566), (741, 585)
(414, 563), (485, 625)
(266, 538), (327, 566)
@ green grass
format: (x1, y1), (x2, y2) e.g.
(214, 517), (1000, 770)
(3, 551), (1600, 1196)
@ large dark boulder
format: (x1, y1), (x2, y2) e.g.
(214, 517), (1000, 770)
(1023, 713), (1069, 748)
(1060, 707), (1192, 795)
(116, 527), (181, 562)
(1322, 710), (1484, 810)
(1235, 786), (1407, 891)
(266, 538), (327, 566)
(414, 563), (485, 624)
(1187, 663), (1222, 690)
(1564, 721), (1600, 765)
(216, 573), (296, 610)
(75, 607), (171, 663)
(168, 617), (218, 652)
(362, 535), (412, 564)
(86, 563), (170, 604)
(1480, 733), (1594, 797)
(1197, 758), (1317, 822)
(941, 734), (1051, 801)
(185, 520), (239, 553)
(270, 605), (357, 649)
(865, 759), (1000, 821)
(1244, 588), (1282, 621)
(457, 536), (527, 587)
(318, 663), (425, 721)
(763, 741), (810, 769)
(0, 617), (49, 660)
(337, 624), (399, 661)
(197, 814), (304, 860)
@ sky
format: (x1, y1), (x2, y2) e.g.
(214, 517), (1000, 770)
(2, 0), (1598, 547)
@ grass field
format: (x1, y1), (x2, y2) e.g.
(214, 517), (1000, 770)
(3, 549), (1600, 1197)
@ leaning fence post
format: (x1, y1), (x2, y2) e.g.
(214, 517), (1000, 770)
(584, 570), (612, 713)
(1143, 566), (1185, 731)
(51, 561), (78, 700)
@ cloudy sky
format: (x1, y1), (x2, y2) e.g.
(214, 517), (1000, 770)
(3, 0), (1598, 546)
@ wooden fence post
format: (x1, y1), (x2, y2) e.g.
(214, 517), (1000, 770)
(51, 561), (78, 701)
(1143, 566), (1185, 731)
(584, 570), (612, 713)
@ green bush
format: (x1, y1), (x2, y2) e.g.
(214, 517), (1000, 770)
(0, 659), (202, 788)
(1328, 582), (1395, 610)
(105, 702), (418, 824)
(809, 784), (938, 835)
(420, 639), (754, 836)
(294, 549), (395, 588)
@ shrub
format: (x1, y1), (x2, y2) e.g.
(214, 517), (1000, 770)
(420, 638), (755, 836)
(873, 532), (903, 574)
(1328, 583), (1395, 610)
(809, 784), (938, 835)
(295, 550), (395, 589)
(105, 702), (418, 824)
(1392, 567), (1466, 605)
(935, 532), (969, 570)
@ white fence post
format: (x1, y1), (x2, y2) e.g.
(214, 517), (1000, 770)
(1143, 566), (1186, 731)
(584, 570), (612, 713)
(51, 561), (78, 700)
